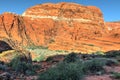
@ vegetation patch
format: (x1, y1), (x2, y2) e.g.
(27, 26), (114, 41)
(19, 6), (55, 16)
(26, 45), (48, 50)
(105, 50), (120, 58)
(111, 72), (120, 79)
(38, 62), (84, 80)
(63, 52), (80, 63)
(83, 58), (106, 74)
(26, 45), (68, 62)
(38, 52), (119, 80)
(8, 54), (39, 75)
(0, 49), (120, 80)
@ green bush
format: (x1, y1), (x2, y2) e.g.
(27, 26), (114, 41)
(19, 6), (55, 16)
(93, 51), (105, 57)
(38, 54), (119, 80)
(0, 61), (6, 71)
(0, 64), (6, 71)
(105, 50), (120, 58)
(93, 58), (119, 66)
(104, 58), (119, 66)
(111, 72), (120, 79)
(63, 52), (80, 63)
(83, 58), (119, 74)
(83, 58), (106, 74)
(38, 62), (84, 80)
(8, 55), (36, 75)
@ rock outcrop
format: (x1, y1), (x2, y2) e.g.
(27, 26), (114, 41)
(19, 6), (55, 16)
(23, 2), (106, 40)
(0, 12), (32, 50)
(106, 22), (120, 39)
(0, 2), (107, 51)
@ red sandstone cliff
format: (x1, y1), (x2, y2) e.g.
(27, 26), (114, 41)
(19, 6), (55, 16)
(0, 2), (110, 52)
(23, 2), (106, 40)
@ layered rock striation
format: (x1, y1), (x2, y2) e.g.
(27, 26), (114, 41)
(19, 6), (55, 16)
(23, 2), (106, 40)
(0, 2), (107, 51)
(106, 22), (120, 39)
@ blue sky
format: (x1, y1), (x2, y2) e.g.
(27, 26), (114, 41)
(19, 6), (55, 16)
(0, 0), (119, 22)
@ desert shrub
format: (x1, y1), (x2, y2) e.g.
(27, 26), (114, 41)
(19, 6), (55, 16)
(8, 54), (36, 75)
(37, 52), (120, 80)
(0, 64), (6, 71)
(87, 44), (94, 46)
(63, 52), (80, 63)
(116, 56), (120, 61)
(38, 62), (84, 80)
(83, 58), (119, 74)
(83, 58), (106, 74)
(104, 58), (119, 66)
(27, 45), (48, 50)
(93, 58), (119, 66)
(93, 51), (105, 57)
(105, 50), (120, 58)
(94, 51), (104, 55)
(111, 72), (120, 79)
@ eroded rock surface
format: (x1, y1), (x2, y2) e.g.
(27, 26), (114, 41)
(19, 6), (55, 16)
(106, 22), (120, 39)
(1, 2), (119, 52)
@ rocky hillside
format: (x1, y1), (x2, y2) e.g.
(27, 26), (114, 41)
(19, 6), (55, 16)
(0, 2), (117, 52)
